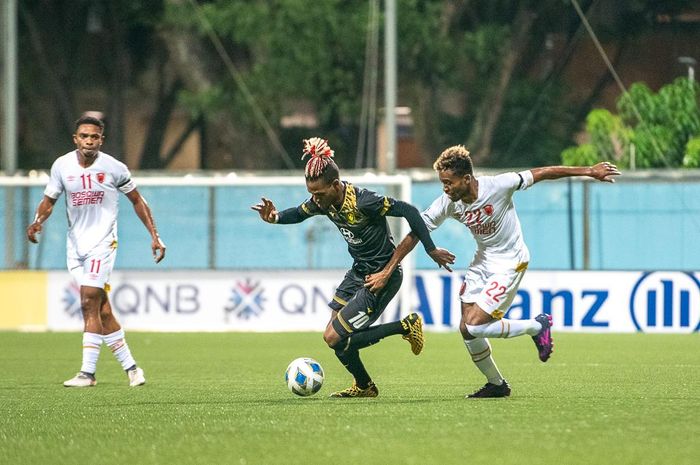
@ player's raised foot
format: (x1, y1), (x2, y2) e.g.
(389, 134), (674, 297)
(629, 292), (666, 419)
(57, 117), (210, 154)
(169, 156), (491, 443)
(329, 381), (379, 398)
(63, 371), (96, 388)
(127, 367), (146, 387)
(466, 380), (511, 398)
(532, 313), (554, 362)
(401, 313), (424, 355)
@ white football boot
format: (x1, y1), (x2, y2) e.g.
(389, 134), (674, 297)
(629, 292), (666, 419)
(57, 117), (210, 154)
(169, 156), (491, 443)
(128, 367), (146, 387)
(63, 372), (97, 387)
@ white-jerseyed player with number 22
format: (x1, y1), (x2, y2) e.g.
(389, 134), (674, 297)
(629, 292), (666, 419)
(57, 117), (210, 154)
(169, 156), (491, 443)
(365, 145), (620, 398)
(27, 114), (166, 387)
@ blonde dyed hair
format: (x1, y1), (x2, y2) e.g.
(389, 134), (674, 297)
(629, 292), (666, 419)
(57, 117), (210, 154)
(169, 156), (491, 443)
(433, 145), (473, 176)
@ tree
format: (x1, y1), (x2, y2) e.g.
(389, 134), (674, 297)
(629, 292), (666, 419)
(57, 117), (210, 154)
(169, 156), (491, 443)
(19, 0), (695, 170)
(17, 0), (191, 170)
(562, 77), (700, 168)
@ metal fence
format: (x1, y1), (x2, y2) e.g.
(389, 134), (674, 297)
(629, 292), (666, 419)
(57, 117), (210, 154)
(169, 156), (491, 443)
(2, 170), (699, 272)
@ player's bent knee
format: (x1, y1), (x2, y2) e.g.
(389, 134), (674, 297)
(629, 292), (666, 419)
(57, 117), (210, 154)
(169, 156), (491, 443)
(323, 326), (341, 348)
(465, 323), (489, 338)
(460, 320), (474, 340)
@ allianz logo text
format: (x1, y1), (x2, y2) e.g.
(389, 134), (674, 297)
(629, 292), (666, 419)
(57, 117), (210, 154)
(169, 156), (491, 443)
(630, 272), (700, 333)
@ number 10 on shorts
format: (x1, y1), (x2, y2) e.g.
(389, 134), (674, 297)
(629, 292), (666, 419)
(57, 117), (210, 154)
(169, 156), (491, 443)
(348, 312), (370, 329)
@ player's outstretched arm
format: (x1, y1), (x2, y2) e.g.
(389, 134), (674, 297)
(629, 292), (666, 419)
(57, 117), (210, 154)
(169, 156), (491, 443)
(365, 232), (420, 293)
(531, 162), (621, 184)
(387, 200), (455, 270)
(126, 189), (166, 263)
(252, 197), (310, 224)
(367, 200), (456, 293)
(251, 197), (279, 223)
(26, 195), (57, 244)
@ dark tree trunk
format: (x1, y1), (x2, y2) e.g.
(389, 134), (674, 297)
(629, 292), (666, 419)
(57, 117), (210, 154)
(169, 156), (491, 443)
(18, 2), (75, 138)
(467, 5), (536, 164)
(568, 40), (628, 135)
(103, 2), (130, 161)
(139, 77), (183, 169)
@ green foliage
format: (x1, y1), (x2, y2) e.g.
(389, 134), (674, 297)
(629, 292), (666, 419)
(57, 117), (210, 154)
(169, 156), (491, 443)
(559, 109), (631, 167)
(179, 0), (368, 129)
(564, 78), (700, 168)
(177, 87), (229, 120)
(683, 136), (700, 168)
(561, 144), (600, 167)
(492, 79), (575, 167)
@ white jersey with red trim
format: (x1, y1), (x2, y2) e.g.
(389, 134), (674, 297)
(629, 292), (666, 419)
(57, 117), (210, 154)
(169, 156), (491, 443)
(422, 171), (534, 270)
(44, 151), (136, 257)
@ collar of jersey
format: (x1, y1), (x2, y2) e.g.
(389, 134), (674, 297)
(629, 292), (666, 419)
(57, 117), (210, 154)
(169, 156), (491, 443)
(338, 181), (357, 215)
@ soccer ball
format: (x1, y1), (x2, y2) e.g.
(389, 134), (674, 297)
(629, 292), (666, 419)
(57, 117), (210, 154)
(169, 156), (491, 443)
(285, 357), (324, 397)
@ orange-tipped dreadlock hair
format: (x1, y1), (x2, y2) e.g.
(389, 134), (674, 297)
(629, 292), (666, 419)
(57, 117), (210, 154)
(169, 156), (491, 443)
(302, 137), (336, 180)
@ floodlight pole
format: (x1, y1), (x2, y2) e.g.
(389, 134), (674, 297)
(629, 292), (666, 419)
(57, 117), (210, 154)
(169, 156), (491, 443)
(2, 0), (18, 270)
(383, 1), (414, 317)
(384, 0), (396, 174)
(2, 0), (18, 174)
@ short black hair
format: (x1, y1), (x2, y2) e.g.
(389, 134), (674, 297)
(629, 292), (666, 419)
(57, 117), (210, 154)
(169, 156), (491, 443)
(74, 115), (105, 133)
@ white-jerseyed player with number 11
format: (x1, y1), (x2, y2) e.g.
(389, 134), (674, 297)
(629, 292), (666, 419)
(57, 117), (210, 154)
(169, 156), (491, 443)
(26, 115), (166, 388)
(365, 145), (620, 398)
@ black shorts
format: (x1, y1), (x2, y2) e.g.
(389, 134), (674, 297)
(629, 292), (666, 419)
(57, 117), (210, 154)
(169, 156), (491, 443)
(330, 266), (403, 338)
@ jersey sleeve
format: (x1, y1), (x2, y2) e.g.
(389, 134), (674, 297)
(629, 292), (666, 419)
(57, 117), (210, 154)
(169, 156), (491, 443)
(278, 198), (320, 223)
(494, 171), (533, 194)
(115, 161), (136, 194)
(421, 194), (453, 231)
(357, 189), (395, 217)
(44, 160), (64, 199)
(299, 198), (324, 217)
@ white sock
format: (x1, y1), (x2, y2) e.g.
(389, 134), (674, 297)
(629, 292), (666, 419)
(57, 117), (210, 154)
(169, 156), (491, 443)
(80, 332), (102, 375)
(103, 329), (136, 371)
(464, 338), (503, 385)
(467, 318), (541, 339)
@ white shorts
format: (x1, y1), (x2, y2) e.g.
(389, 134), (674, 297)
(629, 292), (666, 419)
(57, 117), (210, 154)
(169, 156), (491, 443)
(67, 240), (118, 290)
(459, 262), (528, 319)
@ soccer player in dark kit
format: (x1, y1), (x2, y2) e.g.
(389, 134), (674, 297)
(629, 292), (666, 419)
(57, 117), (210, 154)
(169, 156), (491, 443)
(252, 138), (455, 397)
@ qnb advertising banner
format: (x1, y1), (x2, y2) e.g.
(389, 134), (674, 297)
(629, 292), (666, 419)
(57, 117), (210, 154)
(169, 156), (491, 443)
(46, 270), (700, 333)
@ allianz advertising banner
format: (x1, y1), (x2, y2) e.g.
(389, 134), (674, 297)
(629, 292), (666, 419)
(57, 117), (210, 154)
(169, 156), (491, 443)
(47, 270), (700, 333)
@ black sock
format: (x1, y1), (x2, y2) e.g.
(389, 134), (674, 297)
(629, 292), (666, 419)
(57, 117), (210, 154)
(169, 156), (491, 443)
(334, 348), (372, 388)
(346, 321), (404, 351)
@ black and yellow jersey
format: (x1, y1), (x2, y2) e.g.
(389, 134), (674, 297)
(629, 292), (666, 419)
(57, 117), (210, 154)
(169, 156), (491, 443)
(289, 182), (397, 274)
(276, 181), (436, 275)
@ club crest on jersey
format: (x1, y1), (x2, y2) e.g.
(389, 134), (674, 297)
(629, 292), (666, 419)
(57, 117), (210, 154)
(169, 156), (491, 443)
(96, 172), (106, 183)
(484, 204), (494, 215)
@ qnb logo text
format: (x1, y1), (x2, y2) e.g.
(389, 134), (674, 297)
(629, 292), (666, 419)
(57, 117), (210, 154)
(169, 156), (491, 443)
(630, 272), (700, 333)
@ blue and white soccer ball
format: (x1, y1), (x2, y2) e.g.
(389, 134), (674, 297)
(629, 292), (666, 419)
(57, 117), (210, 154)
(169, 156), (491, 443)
(285, 357), (324, 397)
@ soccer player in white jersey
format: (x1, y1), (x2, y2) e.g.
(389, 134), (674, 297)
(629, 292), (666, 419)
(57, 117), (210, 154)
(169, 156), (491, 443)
(26, 115), (166, 388)
(365, 145), (620, 398)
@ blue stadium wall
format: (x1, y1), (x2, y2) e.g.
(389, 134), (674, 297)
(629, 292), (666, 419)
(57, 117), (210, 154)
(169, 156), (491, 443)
(2, 177), (699, 271)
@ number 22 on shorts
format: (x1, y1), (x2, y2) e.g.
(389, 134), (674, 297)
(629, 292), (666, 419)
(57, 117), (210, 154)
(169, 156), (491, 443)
(485, 280), (506, 302)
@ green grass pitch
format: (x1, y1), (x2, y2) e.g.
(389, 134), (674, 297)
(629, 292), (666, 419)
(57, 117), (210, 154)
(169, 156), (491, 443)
(1, 332), (698, 465)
